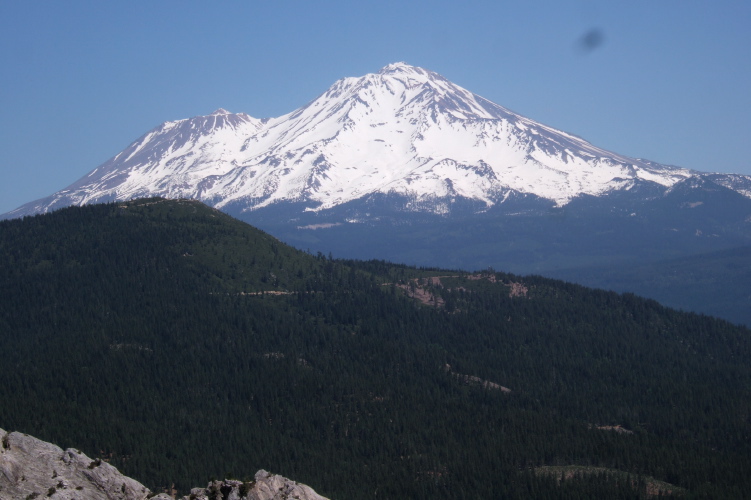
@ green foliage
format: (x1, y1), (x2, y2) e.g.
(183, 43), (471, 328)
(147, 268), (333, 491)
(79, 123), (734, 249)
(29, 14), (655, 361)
(1, 199), (750, 498)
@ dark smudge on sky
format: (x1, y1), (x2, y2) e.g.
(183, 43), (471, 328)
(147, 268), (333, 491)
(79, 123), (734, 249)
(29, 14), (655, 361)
(577, 28), (605, 53)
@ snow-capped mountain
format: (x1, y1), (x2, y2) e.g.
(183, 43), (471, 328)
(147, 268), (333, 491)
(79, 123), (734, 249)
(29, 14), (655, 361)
(5, 63), (751, 325)
(6, 62), (739, 220)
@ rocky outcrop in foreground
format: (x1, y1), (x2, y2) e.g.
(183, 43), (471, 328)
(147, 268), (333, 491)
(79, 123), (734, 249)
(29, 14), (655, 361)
(0, 428), (328, 500)
(185, 472), (328, 500)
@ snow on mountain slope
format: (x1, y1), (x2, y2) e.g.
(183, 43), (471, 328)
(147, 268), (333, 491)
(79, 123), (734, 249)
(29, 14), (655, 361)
(5, 62), (743, 219)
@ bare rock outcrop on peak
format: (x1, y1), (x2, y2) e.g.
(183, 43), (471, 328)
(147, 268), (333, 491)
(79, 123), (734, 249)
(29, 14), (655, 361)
(0, 428), (328, 500)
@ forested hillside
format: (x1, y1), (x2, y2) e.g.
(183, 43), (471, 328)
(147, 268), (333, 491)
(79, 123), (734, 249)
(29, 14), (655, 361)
(1, 199), (750, 498)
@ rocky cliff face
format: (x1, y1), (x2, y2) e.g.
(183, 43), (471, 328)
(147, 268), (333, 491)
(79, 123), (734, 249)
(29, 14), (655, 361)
(0, 428), (328, 500)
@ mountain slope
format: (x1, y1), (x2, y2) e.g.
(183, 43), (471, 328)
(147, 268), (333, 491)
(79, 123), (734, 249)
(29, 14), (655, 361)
(1, 199), (751, 498)
(5, 62), (736, 220)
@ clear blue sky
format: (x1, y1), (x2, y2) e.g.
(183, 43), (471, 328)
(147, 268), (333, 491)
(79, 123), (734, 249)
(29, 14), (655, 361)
(1, 1), (750, 214)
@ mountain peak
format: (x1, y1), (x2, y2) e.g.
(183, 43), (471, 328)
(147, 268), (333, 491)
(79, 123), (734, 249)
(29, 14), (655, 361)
(378, 61), (423, 74)
(210, 108), (232, 116)
(376, 62), (442, 84)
